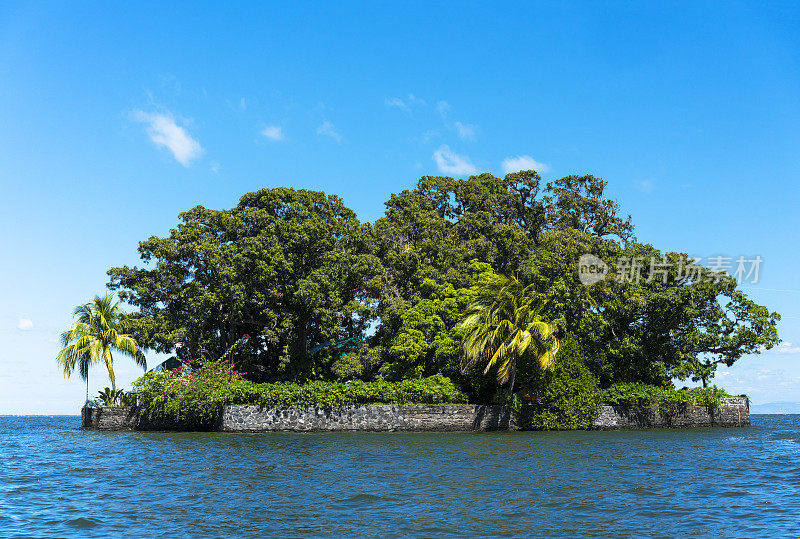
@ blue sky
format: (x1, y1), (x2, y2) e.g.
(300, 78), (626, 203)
(1, 2), (799, 413)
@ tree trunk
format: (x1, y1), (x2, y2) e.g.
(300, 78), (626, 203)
(295, 320), (309, 356)
(508, 360), (517, 395)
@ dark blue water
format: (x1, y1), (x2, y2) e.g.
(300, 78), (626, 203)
(1, 415), (799, 537)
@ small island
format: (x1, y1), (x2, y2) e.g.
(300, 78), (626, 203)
(64, 173), (775, 431)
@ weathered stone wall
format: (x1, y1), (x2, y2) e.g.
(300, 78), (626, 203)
(81, 406), (184, 431)
(220, 404), (515, 432)
(591, 396), (750, 429)
(81, 404), (515, 432)
(81, 397), (750, 432)
(81, 406), (137, 430)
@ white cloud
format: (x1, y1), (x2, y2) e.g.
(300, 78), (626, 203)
(260, 125), (285, 141)
(635, 179), (655, 193)
(432, 145), (477, 176)
(454, 121), (475, 141)
(17, 318), (33, 331)
(765, 342), (800, 354)
(501, 155), (551, 175)
(385, 97), (409, 112)
(386, 94), (426, 112)
(317, 120), (342, 142)
(131, 110), (203, 166)
(240, 97), (247, 110)
(419, 130), (439, 144)
(436, 100), (450, 118)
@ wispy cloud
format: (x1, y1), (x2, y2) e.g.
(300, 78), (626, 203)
(317, 120), (342, 142)
(239, 97), (247, 110)
(454, 121), (475, 141)
(501, 155), (550, 175)
(765, 342), (800, 354)
(635, 179), (655, 193)
(419, 130), (439, 144)
(386, 93), (426, 113)
(260, 125), (285, 141)
(385, 97), (410, 112)
(407, 94), (425, 106)
(436, 100), (450, 118)
(131, 110), (203, 166)
(17, 318), (33, 331)
(433, 145), (477, 176)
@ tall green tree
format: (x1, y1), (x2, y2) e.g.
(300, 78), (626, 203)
(384, 261), (493, 381)
(56, 293), (147, 396)
(521, 233), (781, 386)
(108, 188), (385, 380)
(375, 173), (544, 304)
(459, 273), (560, 393)
(107, 172), (781, 390)
(373, 172), (633, 341)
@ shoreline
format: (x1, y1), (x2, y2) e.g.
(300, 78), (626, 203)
(81, 397), (750, 432)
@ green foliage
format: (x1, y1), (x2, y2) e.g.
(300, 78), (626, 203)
(133, 360), (241, 428)
(108, 187), (385, 381)
(378, 262), (506, 403)
(246, 374), (467, 407)
(379, 172), (779, 389)
(102, 171), (780, 397)
(384, 262), (490, 381)
(374, 173), (548, 341)
(602, 383), (730, 408)
(119, 391), (138, 406)
(459, 271), (560, 393)
(96, 387), (124, 406)
(133, 360), (467, 428)
(328, 343), (384, 381)
(57, 293), (147, 392)
(522, 230), (781, 387)
(331, 354), (364, 381)
(517, 334), (602, 430)
(375, 173), (544, 303)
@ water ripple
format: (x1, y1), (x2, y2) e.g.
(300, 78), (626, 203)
(1, 416), (800, 536)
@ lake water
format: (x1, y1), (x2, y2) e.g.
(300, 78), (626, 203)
(1, 415), (798, 537)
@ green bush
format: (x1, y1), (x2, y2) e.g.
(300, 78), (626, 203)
(120, 391), (138, 406)
(602, 383), (729, 409)
(331, 354), (364, 381)
(96, 387), (124, 406)
(517, 334), (602, 430)
(132, 361), (468, 428)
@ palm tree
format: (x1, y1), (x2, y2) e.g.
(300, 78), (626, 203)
(459, 274), (559, 394)
(56, 293), (147, 402)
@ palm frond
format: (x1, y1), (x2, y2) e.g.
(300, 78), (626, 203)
(57, 292), (147, 386)
(459, 272), (560, 392)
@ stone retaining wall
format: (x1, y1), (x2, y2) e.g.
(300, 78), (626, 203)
(81, 405), (137, 430)
(592, 396), (750, 429)
(81, 405), (181, 431)
(81, 404), (515, 432)
(81, 397), (749, 432)
(221, 404), (514, 432)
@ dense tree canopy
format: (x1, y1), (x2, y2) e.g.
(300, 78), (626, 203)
(107, 173), (780, 398)
(109, 188), (384, 380)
